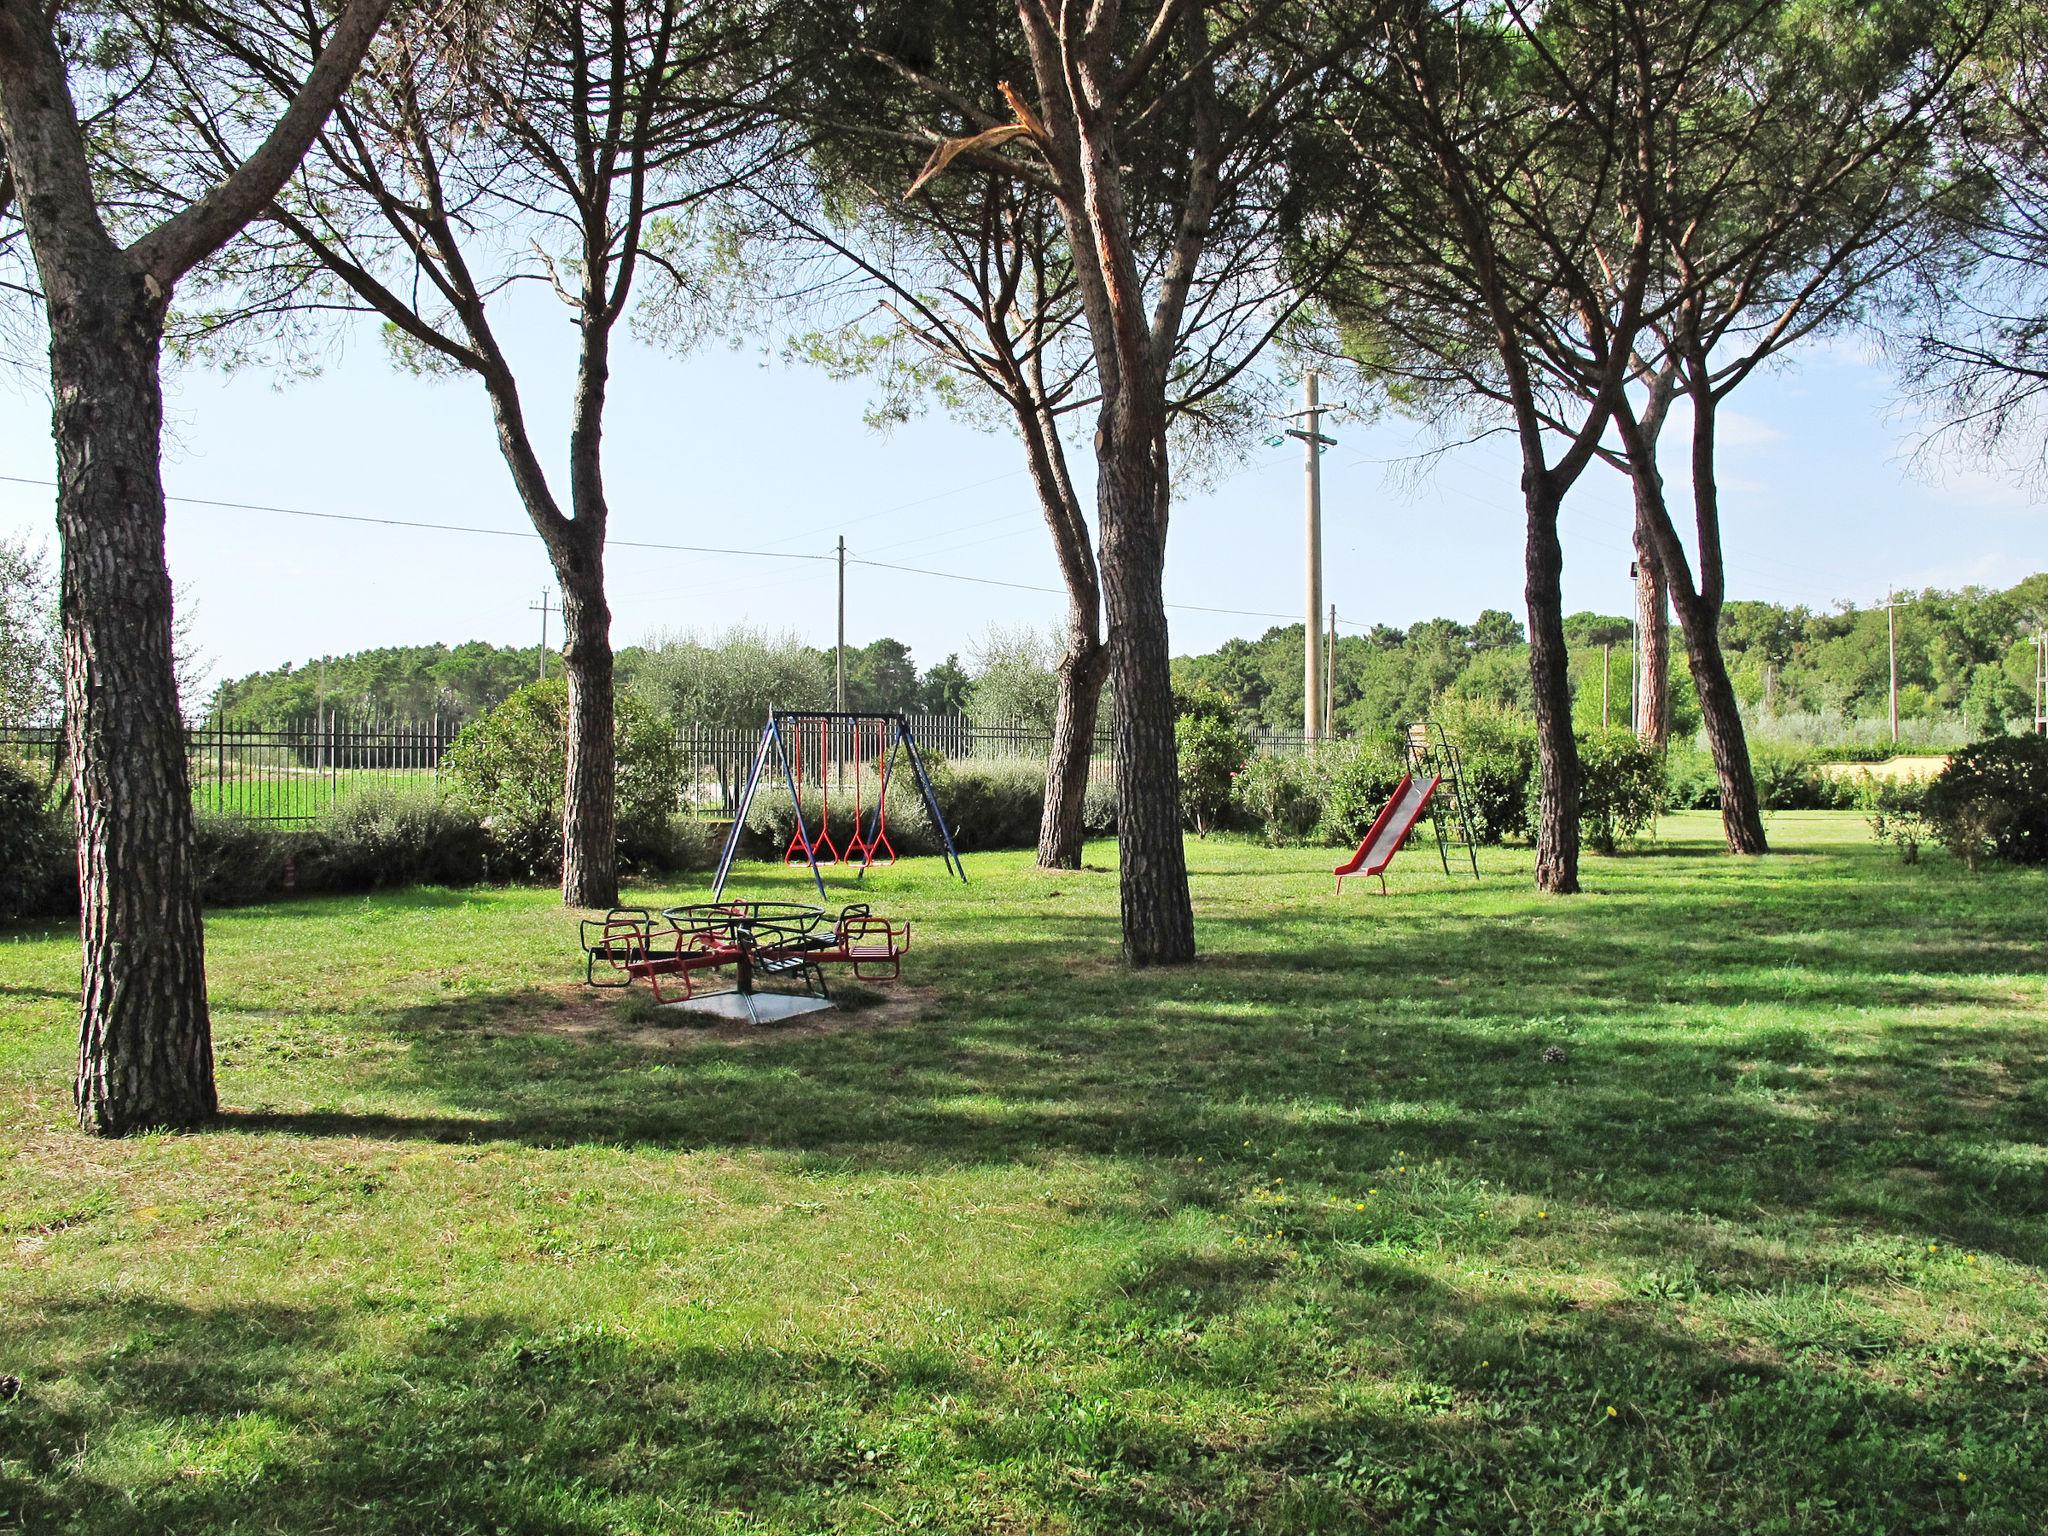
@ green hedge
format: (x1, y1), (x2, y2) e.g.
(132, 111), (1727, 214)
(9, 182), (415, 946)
(1229, 738), (1408, 847)
(0, 755), (71, 923)
(1232, 718), (1664, 852)
(444, 678), (684, 879)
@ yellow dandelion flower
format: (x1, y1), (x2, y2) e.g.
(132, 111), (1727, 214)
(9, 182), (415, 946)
(1966, 1255), (1978, 1265)
(1958, 1473), (1969, 1483)
(1355, 1202), (1366, 1211)
(1606, 1406), (1618, 1418)
(1538, 1211), (1549, 1220)
(1928, 1244), (1939, 1253)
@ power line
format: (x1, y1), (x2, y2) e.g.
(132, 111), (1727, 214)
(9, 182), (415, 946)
(0, 468), (1319, 629)
(848, 554), (1310, 624)
(0, 473), (835, 564)
(747, 467), (1030, 552)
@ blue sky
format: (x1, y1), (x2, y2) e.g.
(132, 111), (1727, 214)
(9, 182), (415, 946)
(1, 286), (2041, 695)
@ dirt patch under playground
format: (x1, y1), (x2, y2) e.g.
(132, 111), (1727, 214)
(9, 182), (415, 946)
(482, 981), (938, 1051)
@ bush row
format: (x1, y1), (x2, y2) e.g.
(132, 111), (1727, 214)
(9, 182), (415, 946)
(1860, 736), (2048, 870)
(0, 759), (729, 923)
(1228, 723), (1660, 852)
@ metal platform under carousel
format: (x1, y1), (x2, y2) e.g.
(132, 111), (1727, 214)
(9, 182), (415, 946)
(660, 991), (835, 1025)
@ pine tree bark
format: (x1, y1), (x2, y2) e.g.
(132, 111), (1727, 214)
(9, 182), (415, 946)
(1013, 391), (1104, 871)
(58, 280), (216, 1134)
(555, 535), (618, 908)
(1099, 426), (1195, 964)
(0, 0), (391, 1133)
(478, 338), (618, 909)
(1039, 633), (1108, 869)
(1670, 580), (1766, 852)
(1632, 507), (1672, 748)
(1525, 479), (1581, 893)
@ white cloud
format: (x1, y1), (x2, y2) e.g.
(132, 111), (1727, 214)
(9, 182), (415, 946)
(1715, 410), (1786, 450)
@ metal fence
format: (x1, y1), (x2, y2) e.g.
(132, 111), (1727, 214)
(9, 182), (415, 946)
(4, 712), (1314, 824)
(1, 718), (457, 822)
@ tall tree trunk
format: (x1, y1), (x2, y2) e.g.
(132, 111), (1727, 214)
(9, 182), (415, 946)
(55, 278), (214, 1133)
(1684, 390), (1766, 855)
(1525, 479), (1581, 893)
(1015, 399), (1104, 871)
(1618, 380), (1766, 856)
(1098, 431), (1195, 965)
(1632, 506), (1671, 748)
(1668, 581), (1766, 852)
(1039, 631), (1108, 869)
(1625, 381), (1768, 856)
(554, 527), (618, 909)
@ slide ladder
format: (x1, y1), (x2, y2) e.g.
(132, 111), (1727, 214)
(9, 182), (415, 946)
(1410, 731), (1482, 881)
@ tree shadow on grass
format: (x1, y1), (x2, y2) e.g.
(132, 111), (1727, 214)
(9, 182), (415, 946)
(199, 850), (2048, 1275)
(5, 1240), (2040, 1534)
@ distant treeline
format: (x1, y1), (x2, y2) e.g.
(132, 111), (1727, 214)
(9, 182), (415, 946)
(207, 574), (2046, 744)
(1172, 574), (2048, 742)
(204, 633), (973, 727)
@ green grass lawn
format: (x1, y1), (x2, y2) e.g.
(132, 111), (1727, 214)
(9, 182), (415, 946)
(192, 766), (443, 822)
(3, 812), (2045, 1534)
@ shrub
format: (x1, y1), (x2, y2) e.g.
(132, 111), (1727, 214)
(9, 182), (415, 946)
(928, 759), (1046, 851)
(1662, 743), (1720, 810)
(1317, 739), (1409, 846)
(1432, 702), (1535, 843)
(0, 755), (72, 922)
(444, 679), (684, 877)
(191, 811), (314, 906)
(1747, 740), (1851, 810)
(307, 785), (492, 890)
(1082, 774), (1119, 836)
(1924, 736), (2048, 869)
(1856, 773), (1931, 865)
(1231, 751), (1328, 844)
(740, 757), (1061, 856)
(1574, 730), (1664, 853)
(1176, 708), (1249, 836)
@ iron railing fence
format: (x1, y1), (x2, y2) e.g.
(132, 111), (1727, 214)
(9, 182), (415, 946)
(1, 713), (1316, 824)
(1, 718), (458, 822)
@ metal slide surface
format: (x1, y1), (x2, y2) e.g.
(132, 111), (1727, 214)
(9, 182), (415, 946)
(1334, 773), (1441, 880)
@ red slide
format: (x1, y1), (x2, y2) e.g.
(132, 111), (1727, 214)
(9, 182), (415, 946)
(1334, 773), (1441, 894)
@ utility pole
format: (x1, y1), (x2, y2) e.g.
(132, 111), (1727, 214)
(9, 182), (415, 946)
(835, 536), (847, 711)
(1326, 602), (1337, 736)
(529, 590), (554, 681)
(1284, 372), (1339, 740)
(2034, 631), (2046, 737)
(1886, 588), (1899, 744)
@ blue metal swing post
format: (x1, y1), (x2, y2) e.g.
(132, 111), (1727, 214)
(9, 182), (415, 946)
(897, 714), (966, 882)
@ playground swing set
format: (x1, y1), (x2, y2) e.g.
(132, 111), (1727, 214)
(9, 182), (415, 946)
(722, 709), (964, 901)
(578, 710), (963, 1024)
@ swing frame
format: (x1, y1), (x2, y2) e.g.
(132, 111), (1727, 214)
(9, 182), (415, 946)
(711, 709), (965, 902)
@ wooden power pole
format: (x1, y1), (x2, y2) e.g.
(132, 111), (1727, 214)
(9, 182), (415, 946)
(1285, 372), (1339, 740)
